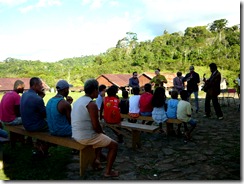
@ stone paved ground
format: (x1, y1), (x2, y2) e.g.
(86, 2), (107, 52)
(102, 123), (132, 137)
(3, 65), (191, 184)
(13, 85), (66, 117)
(65, 98), (241, 181)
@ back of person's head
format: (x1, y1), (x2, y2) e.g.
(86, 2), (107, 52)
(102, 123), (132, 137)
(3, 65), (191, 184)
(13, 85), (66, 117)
(107, 86), (117, 97)
(122, 90), (129, 99)
(209, 63), (217, 71)
(14, 80), (24, 90)
(171, 90), (178, 99)
(144, 83), (152, 92)
(30, 77), (41, 87)
(152, 87), (166, 107)
(111, 85), (119, 93)
(84, 78), (99, 94)
(177, 71), (182, 77)
(132, 86), (140, 95)
(98, 84), (106, 92)
(180, 90), (188, 100)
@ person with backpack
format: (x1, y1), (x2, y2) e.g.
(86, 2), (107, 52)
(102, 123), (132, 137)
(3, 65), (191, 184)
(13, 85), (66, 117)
(100, 86), (123, 143)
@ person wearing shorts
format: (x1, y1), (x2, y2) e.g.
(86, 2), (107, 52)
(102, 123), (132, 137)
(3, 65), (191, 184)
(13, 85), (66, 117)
(71, 78), (119, 177)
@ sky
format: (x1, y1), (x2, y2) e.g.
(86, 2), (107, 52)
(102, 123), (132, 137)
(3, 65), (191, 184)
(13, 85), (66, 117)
(0, 0), (240, 62)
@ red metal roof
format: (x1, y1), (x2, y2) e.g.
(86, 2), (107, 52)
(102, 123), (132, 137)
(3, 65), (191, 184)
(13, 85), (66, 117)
(0, 78), (50, 92)
(96, 74), (132, 87)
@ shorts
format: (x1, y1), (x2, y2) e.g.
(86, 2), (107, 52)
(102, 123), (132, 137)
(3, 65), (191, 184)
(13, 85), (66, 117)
(77, 133), (112, 149)
(2, 117), (22, 126)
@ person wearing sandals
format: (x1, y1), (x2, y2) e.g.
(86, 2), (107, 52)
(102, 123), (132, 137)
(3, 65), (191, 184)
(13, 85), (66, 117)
(177, 90), (197, 140)
(71, 79), (119, 177)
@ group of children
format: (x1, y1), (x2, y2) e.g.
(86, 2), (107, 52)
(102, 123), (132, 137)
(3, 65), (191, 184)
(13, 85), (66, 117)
(97, 83), (197, 142)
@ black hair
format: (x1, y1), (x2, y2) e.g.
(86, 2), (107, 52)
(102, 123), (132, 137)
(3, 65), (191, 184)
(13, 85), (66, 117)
(98, 84), (106, 92)
(144, 83), (152, 92)
(30, 77), (41, 87)
(152, 87), (166, 108)
(132, 86), (140, 95)
(122, 90), (129, 98)
(177, 72), (182, 77)
(107, 86), (117, 97)
(180, 90), (188, 101)
(209, 63), (217, 71)
(132, 71), (137, 75)
(171, 90), (178, 99)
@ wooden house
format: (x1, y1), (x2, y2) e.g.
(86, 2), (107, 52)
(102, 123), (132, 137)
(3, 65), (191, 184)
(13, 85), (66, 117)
(96, 74), (132, 89)
(0, 78), (50, 92)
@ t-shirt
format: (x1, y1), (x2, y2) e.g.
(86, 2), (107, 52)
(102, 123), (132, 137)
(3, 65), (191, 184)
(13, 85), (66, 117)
(20, 89), (47, 131)
(166, 99), (179, 119)
(139, 92), (153, 113)
(119, 98), (129, 114)
(150, 74), (167, 88)
(129, 95), (140, 113)
(46, 97), (71, 137)
(0, 91), (21, 122)
(71, 95), (97, 140)
(95, 93), (103, 110)
(177, 100), (192, 122)
(103, 96), (121, 124)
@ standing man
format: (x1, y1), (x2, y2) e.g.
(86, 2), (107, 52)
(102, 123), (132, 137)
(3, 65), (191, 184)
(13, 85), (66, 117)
(150, 68), (167, 90)
(129, 72), (139, 94)
(182, 66), (200, 113)
(46, 80), (73, 137)
(0, 80), (25, 125)
(203, 63), (223, 120)
(173, 71), (185, 93)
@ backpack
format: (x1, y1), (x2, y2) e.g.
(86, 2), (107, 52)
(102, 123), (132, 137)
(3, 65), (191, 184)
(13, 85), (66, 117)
(104, 97), (121, 124)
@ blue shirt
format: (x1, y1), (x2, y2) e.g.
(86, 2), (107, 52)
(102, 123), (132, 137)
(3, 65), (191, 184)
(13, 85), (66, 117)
(46, 97), (71, 136)
(166, 99), (179, 119)
(20, 89), (47, 131)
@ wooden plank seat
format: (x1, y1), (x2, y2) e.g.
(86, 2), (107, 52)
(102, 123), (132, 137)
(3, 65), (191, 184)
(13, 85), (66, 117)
(5, 125), (95, 176)
(102, 121), (159, 150)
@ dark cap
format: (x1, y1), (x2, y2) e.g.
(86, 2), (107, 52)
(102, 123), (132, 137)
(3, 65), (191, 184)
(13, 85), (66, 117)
(56, 80), (72, 91)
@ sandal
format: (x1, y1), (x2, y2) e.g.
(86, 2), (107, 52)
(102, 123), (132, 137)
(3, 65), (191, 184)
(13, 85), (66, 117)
(104, 170), (119, 177)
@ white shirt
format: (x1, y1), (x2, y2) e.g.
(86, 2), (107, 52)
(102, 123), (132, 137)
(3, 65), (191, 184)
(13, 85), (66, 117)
(71, 95), (97, 140)
(129, 95), (140, 113)
(177, 100), (192, 122)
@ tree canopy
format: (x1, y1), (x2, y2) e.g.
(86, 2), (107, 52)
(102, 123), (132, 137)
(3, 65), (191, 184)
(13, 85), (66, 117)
(0, 18), (240, 88)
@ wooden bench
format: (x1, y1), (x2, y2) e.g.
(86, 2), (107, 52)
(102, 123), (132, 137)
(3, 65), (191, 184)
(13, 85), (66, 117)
(4, 125), (95, 176)
(121, 114), (182, 124)
(102, 121), (159, 150)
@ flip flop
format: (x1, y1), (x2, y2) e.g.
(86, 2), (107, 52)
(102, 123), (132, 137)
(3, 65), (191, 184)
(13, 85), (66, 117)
(104, 170), (119, 177)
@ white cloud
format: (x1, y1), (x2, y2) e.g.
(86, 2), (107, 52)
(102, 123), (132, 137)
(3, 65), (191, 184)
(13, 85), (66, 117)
(0, 0), (27, 6)
(19, 0), (61, 13)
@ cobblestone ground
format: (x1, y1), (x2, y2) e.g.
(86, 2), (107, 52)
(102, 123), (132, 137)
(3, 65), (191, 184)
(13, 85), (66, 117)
(65, 98), (241, 181)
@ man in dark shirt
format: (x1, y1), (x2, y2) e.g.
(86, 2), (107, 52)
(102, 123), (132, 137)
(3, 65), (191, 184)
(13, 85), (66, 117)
(129, 72), (140, 94)
(20, 77), (49, 157)
(182, 66), (200, 113)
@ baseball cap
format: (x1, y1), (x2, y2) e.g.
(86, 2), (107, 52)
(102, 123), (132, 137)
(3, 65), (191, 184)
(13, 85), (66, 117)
(56, 80), (72, 91)
(189, 66), (194, 70)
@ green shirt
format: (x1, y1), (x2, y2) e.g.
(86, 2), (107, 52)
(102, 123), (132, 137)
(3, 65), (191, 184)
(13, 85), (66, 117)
(150, 74), (167, 88)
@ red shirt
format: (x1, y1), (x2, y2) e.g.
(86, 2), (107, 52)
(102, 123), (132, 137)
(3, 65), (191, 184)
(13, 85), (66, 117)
(0, 91), (21, 122)
(139, 92), (153, 113)
(103, 96), (120, 123)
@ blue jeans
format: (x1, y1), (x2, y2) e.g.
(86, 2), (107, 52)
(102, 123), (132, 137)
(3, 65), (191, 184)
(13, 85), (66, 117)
(2, 117), (22, 126)
(188, 91), (199, 111)
(0, 129), (8, 138)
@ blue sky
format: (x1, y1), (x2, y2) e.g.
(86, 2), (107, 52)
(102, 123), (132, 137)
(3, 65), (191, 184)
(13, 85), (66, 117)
(0, 0), (240, 62)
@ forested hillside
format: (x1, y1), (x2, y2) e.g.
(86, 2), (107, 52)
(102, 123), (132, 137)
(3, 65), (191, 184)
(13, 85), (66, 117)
(0, 19), (240, 88)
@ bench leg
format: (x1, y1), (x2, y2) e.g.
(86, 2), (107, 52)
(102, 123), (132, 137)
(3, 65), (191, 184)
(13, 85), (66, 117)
(79, 146), (95, 176)
(132, 130), (141, 150)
